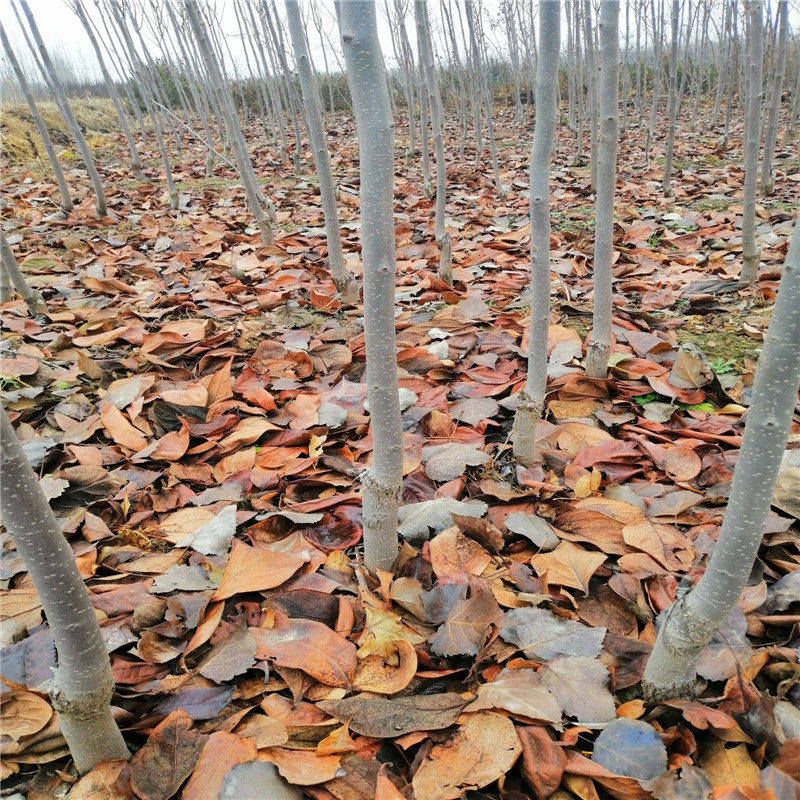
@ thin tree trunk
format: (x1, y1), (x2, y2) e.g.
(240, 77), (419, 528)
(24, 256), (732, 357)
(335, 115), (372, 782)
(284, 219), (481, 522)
(760, 0), (787, 195)
(643, 221), (800, 700)
(0, 409), (130, 773)
(781, 60), (800, 147)
(415, 0), (453, 286)
(586, 0), (620, 379)
(583, 0), (599, 190)
(285, 0), (357, 301)
(740, 0), (763, 286)
(0, 231), (47, 315)
(338, 0), (403, 574)
(662, 0), (680, 196)
(512, 0), (560, 465)
(17, 0), (106, 217)
(0, 21), (72, 214)
(646, 0), (663, 157)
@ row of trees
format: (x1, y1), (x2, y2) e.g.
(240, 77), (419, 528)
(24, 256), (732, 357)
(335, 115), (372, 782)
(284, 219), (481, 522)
(1, 0), (799, 780)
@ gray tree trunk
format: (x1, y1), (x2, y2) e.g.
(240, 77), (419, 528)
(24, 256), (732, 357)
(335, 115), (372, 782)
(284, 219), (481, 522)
(415, 0), (453, 285)
(285, 0), (357, 301)
(512, 0), (560, 464)
(585, 0), (620, 379)
(17, 0), (106, 217)
(662, 0), (680, 196)
(338, 0), (403, 574)
(643, 221), (800, 700)
(0, 21), (72, 214)
(185, 0), (274, 245)
(0, 409), (130, 772)
(760, 0), (787, 195)
(740, 0), (763, 286)
(0, 231), (47, 315)
(583, 0), (599, 191)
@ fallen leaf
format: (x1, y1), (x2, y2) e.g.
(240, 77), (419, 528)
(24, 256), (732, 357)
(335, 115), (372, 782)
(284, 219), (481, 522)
(182, 731), (256, 800)
(531, 541), (607, 593)
(0, 692), (52, 742)
(499, 607), (606, 661)
(412, 712), (521, 800)
(539, 657), (616, 723)
(397, 498), (488, 545)
(463, 668), (562, 723)
(429, 577), (501, 656)
(100, 402), (147, 451)
(518, 725), (567, 800)
(591, 718), (668, 781)
(424, 443), (490, 482)
(317, 693), (467, 738)
(249, 616), (357, 688)
(197, 625), (257, 683)
(129, 709), (206, 800)
(213, 540), (305, 600)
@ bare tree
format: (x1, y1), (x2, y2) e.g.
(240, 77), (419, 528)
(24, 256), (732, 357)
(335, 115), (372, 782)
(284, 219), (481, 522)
(644, 221), (800, 700)
(585, 0), (620, 379)
(338, 0), (404, 574)
(740, 0), (763, 286)
(512, 0), (560, 464)
(0, 408), (130, 772)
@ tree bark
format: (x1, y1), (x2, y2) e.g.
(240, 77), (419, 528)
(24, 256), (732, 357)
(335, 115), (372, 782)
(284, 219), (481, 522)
(285, 0), (357, 301)
(585, 0), (620, 379)
(0, 21), (72, 214)
(512, 0), (560, 464)
(338, 0), (404, 574)
(760, 0), (787, 195)
(740, 0), (763, 286)
(0, 409), (130, 773)
(643, 221), (800, 700)
(583, 0), (599, 191)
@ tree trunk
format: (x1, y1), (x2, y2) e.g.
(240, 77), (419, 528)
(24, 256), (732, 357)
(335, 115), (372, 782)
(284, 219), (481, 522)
(512, 0), (560, 464)
(0, 409), (130, 773)
(662, 0), (680, 196)
(760, 0), (787, 195)
(585, 1), (620, 379)
(0, 21), (72, 214)
(338, 0), (404, 575)
(643, 221), (800, 700)
(583, 0), (599, 191)
(185, 0), (274, 245)
(17, 0), (106, 217)
(415, 0), (453, 285)
(0, 231), (47, 315)
(285, 0), (357, 302)
(740, 0), (763, 286)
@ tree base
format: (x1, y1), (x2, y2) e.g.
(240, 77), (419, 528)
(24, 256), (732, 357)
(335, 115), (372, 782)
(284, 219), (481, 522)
(335, 273), (360, 305)
(585, 340), (610, 378)
(361, 468), (401, 575)
(511, 392), (543, 465)
(437, 234), (453, 287)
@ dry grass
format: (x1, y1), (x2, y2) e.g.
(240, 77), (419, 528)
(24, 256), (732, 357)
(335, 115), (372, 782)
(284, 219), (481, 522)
(0, 98), (119, 164)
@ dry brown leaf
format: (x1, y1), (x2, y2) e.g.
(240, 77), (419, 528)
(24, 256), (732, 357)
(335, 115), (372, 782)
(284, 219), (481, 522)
(412, 712), (522, 800)
(0, 692), (52, 742)
(531, 541), (606, 593)
(182, 731), (256, 800)
(100, 402), (147, 451)
(429, 526), (492, 577)
(212, 540), (305, 600)
(261, 748), (343, 785)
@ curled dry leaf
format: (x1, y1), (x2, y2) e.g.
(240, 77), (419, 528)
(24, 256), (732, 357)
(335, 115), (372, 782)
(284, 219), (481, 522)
(518, 725), (568, 800)
(352, 639), (418, 694)
(412, 712), (522, 800)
